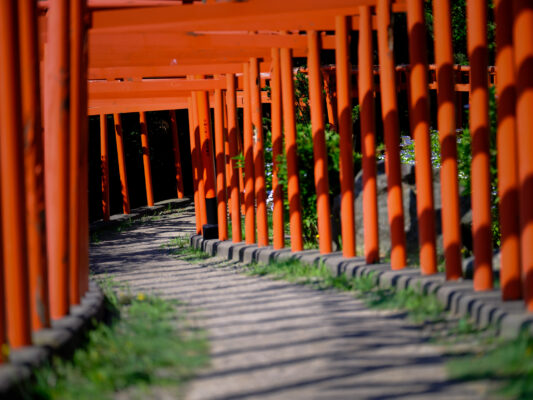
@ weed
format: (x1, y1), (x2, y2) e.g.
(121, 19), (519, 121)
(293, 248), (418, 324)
(446, 317), (481, 337)
(245, 259), (444, 323)
(364, 285), (445, 323)
(166, 236), (210, 262)
(243, 256), (531, 398)
(448, 331), (533, 400)
(114, 218), (134, 233)
(22, 281), (208, 400)
(91, 232), (100, 244)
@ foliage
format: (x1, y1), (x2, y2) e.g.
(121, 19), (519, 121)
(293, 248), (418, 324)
(294, 70), (311, 124)
(232, 152), (245, 170)
(448, 331), (533, 400)
(24, 282), (208, 400)
(265, 122), (343, 244)
(364, 284), (444, 323)
(90, 232), (101, 244)
(351, 104), (360, 123)
(397, 86), (501, 248)
(424, 0), (496, 65)
(261, 68), (344, 245)
(396, 130), (441, 168)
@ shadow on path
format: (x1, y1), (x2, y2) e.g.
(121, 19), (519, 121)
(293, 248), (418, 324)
(90, 207), (489, 400)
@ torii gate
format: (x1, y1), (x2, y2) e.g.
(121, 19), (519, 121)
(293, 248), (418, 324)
(0, 0), (532, 363)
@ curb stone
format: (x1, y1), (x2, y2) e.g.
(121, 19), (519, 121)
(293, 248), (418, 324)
(90, 198), (192, 234)
(190, 235), (533, 339)
(0, 280), (106, 398)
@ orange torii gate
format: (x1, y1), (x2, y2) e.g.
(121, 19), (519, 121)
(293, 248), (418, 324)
(0, 0), (532, 366)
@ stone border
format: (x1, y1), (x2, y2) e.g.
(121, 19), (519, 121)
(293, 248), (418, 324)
(90, 198), (192, 233)
(191, 235), (533, 339)
(0, 280), (105, 398)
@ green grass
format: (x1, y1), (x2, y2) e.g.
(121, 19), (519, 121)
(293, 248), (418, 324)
(245, 257), (533, 399)
(114, 217), (135, 232)
(246, 258), (444, 323)
(227, 217), (245, 241)
(90, 232), (101, 244)
(21, 280), (208, 400)
(244, 257), (533, 398)
(165, 236), (210, 262)
(164, 237), (533, 399)
(448, 331), (533, 400)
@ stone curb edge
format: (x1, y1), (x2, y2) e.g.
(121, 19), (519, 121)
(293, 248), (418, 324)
(190, 235), (533, 340)
(90, 197), (192, 234)
(0, 280), (106, 398)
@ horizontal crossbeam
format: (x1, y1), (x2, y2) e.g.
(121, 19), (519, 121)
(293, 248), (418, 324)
(90, 0), (404, 31)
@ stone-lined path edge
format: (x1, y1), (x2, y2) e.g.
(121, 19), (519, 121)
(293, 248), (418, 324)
(192, 235), (533, 339)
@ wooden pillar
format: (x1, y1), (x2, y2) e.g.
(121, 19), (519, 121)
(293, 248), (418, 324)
(407, 0), (438, 275)
(467, 0), (493, 290)
(270, 48), (285, 250)
(280, 46), (304, 252)
(513, 0), (533, 310)
(242, 63), (256, 244)
(0, 203), (4, 361)
(19, 0), (50, 329)
(307, 31), (332, 254)
(100, 114), (110, 221)
(192, 92), (207, 228)
(335, 16), (356, 258)
(433, 0), (463, 280)
(214, 88), (228, 241)
(323, 70), (338, 131)
(0, 0), (32, 346)
(76, 0), (89, 297)
(226, 73), (242, 242)
(68, 0), (89, 305)
(377, 0), (407, 270)
(113, 113), (131, 214)
(139, 111), (155, 207)
(250, 58), (269, 247)
(494, 0), (521, 299)
(359, 6), (380, 263)
(195, 81), (218, 237)
(187, 98), (202, 234)
(223, 95), (232, 208)
(169, 110), (185, 199)
(45, 0), (71, 319)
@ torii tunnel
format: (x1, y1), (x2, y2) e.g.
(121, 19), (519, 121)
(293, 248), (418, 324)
(0, 0), (532, 358)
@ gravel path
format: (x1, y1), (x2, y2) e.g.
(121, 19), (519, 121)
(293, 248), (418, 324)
(90, 206), (490, 400)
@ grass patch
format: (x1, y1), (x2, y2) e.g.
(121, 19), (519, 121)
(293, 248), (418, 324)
(165, 236), (210, 262)
(114, 218), (135, 233)
(245, 257), (532, 398)
(90, 232), (101, 244)
(246, 259), (444, 323)
(21, 280), (208, 400)
(162, 235), (532, 399)
(163, 237), (531, 399)
(448, 331), (533, 400)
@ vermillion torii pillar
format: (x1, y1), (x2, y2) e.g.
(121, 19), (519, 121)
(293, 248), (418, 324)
(194, 76), (218, 239)
(0, 0), (32, 348)
(45, 0), (71, 320)
(139, 111), (155, 207)
(19, 0), (51, 331)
